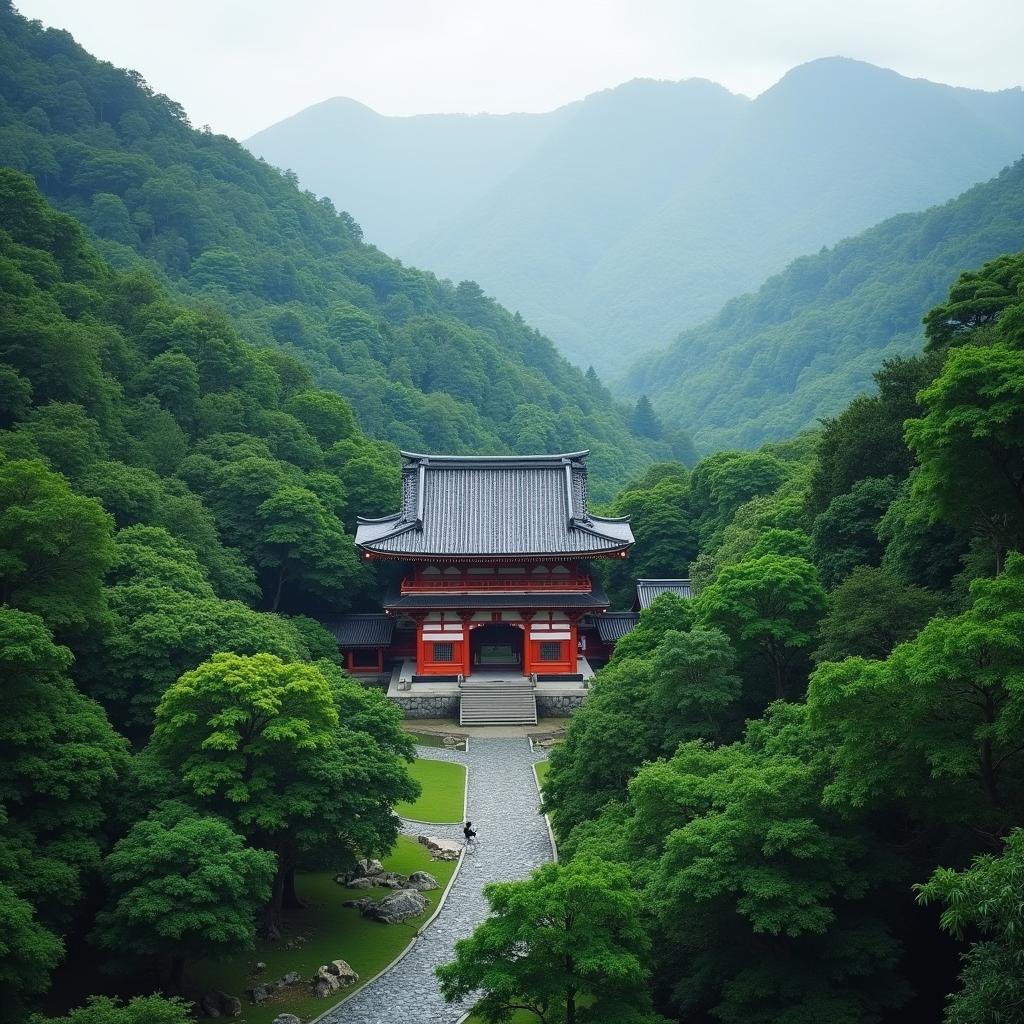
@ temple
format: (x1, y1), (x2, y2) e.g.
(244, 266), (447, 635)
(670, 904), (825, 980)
(345, 451), (635, 723)
(355, 450), (633, 675)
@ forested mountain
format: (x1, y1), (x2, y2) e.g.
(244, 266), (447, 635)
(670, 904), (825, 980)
(0, 2), (673, 499)
(623, 158), (1024, 451)
(524, 252), (1024, 1024)
(248, 59), (1024, 372)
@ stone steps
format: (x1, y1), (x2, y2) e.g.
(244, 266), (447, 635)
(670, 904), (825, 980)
(459, 682), (538, 726)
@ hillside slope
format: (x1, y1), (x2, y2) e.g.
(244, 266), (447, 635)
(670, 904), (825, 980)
(248, 59), (1024, 372)
(621, 159), (1024, 451)
(0, 2), (663, 499)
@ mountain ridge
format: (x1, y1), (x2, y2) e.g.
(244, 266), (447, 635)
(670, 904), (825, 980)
(247, 57), (1024, 372)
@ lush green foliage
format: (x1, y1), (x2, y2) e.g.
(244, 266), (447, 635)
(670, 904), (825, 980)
(533, 254), (1024, 1024)
(92, 803), (275, 988)
(437, 857), (666, 1024)
(0, 2), (664, 497)
(0, 167), (419, 1015)
(624, 160), (1024, 451)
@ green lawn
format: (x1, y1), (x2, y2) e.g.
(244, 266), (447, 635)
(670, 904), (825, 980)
(396, 757), (467, 823)
(534, 760), (550, 789)
(191, 836), (457, 1023)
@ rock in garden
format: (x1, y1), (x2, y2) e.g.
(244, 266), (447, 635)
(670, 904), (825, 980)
(272, 1016), (301, 1024)
(377, 871), (408, 888)
(280, 970), (301, 986)
(221, 994), (242, 1017)
(311, 958), (359, 998)
(362, 887), (427, 923)
(247, 985), (269, 1005)
(342, 897), (372, 910)
(254, 961), (267, 971)
(199, 993), (222, 1018)
(348, 876), (372, 888)
(417, 836), (462, 860)
(407, 870), (439, 891)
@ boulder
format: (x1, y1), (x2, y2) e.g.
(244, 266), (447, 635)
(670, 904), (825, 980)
(280, 970), (301, 986)
(417, 835), (462, 861)
(247, 985), (269, 1005)
(352, 857), (383, 878)
(199, 993), (222, 1018)
(377, 871), (408, 888)
(254, 961), (267, 972)
(219, 994), (242, 1017)
(363, 887), (427, 924)
(342, 897), (372, 911)
(272, 1016), (301, 1024)
(311, 958), (359, 998)
(348, 876), (372, 889)
(407, 870), (439, 891)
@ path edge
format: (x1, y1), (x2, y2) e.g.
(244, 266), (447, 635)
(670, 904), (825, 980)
(306, 846), (467, 1024)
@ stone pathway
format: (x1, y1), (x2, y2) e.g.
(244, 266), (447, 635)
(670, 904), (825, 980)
(318, 739), (552, 1024)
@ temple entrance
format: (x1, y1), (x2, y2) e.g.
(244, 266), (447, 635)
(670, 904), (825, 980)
(470, 622), (524, 675)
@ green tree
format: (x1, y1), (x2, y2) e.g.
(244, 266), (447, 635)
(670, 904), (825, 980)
(437, 857), (666, 1024)
(813, 566), (942, 662)
(92, 803), (275, 990)
(0, 883), (63, 1024)
(812, 476), (899, 587)
(629, 394), (663, 440)
(626, 703), (906, 1024)
(906, 342), (1024, 572)
(808, 555), (1024, 843)
(915, 828), (1024, 1024)
(0, 458), (115, 634)
(28, 995), (192, 1024)
(698, 554), (826, 700)
(150, 653), (415, 935)
(255, 484), (362, 611)
(0, 609), (127, 1009)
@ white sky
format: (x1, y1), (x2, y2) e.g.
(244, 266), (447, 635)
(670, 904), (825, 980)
(15, 0), (1024, 139)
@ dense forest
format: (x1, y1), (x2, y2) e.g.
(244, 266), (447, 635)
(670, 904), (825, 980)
(253, 58), (1024, 371)
(0, 169), (427, 1021)
(3, 4), (1024, 1024)
(623, 158), (1024, 451)
(0, 1), (685, 498)
(457, 251), (1024, 1023)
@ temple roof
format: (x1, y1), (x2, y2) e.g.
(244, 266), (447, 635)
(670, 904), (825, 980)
(635, 578), (693, 609)
(595, 612), (640, 643)
(323, 614), (395, 647)
(355, 451), (634, 559)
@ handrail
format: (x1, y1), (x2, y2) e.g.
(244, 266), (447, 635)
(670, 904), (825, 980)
(401, 575), (592, 594)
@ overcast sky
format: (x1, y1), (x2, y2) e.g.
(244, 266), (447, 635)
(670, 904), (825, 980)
(16, 0), (1024, 140)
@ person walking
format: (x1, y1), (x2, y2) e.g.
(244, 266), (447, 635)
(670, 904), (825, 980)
(463, 820), (477, 850)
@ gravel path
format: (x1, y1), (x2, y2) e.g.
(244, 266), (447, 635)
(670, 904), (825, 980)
(319, 739), (552, 1024)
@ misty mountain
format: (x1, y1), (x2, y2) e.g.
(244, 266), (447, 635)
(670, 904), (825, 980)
(247, 58), (1024, 372)
(621, 158), (1024, 451)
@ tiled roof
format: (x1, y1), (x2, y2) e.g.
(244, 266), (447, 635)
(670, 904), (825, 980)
(595, 612), (640, 642)
(355, 452), (634, 558)
(383, 581), (611, 612)
(635, 578), (693, 609)
(324, 614), (395, 647)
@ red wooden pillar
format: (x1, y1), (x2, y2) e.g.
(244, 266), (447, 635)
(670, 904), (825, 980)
(411, 613), (426, 675)
(519, 611), (535, 678)
(459, 611), (474, 679)
(568, 614), (581, 673)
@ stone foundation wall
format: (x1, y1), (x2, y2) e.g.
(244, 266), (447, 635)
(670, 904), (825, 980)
(536, 694), (586, 717)
(389, 694), (460, 720)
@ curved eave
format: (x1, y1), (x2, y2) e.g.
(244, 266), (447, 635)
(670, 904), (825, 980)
(356, 545), (632, 561)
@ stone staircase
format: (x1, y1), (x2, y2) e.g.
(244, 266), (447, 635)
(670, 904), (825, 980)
(459, 678), (538, 726)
